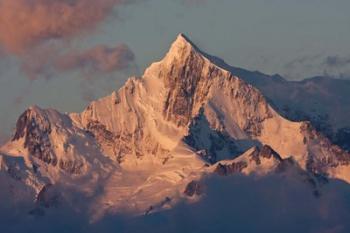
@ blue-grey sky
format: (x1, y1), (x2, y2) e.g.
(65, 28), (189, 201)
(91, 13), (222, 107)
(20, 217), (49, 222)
(0, 0), (350, 141)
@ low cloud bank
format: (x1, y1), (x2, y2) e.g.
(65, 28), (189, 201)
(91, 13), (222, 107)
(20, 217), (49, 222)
(2, 173), (350, 233)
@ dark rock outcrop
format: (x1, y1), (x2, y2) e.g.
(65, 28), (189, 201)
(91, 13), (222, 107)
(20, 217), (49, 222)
(214, 145), (284, 176)
(36, 184), (60, 208)
(214, 161), (248, 176)
(184, 108), (238, 164)
(184, 180), (203, 197)
(301, 122), (350, 174)
(12, 108), (57, 166)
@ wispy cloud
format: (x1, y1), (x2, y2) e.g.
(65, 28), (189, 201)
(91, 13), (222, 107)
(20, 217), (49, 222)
(283, 54), (350, 80)
(3, 173), (349, 233)
(0, 0), (139, 83)
(20, 43), (59, 81)
(0, 0), (133, 54)
(19, 43), (135, 81)
(323, 56), (350, 68)
(56, 44), (135, 73)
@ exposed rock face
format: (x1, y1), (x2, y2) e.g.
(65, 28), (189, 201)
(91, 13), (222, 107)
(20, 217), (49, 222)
(86, 120), (117, 158)
(211, 145), (328, 197)
(275, 157), (296, 173)
(146, 34), (273, 135)
(6, 106), (113, 177)
(161, 45), (210, 126)
(214, 145), (282, 176)
(208, 56), (350, 153)
(28, 183), (61, 216)
(0, 155), (27, 180)
(334, 127), (350, 152)
(250, 145), (283, 165)
(214, 161), (248, 176)
(35, 184), (60, 208)
(0, 153), (44, 207)
(73, 77), (173, 166)
(184, 180), (203, 197)
(58, 159), (84, 174)
(13, 108), (57, 166)
(184, 108), (238, 163)
(301, 122), (350, 175)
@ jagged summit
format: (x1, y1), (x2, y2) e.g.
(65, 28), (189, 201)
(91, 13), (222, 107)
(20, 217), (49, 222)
(156, 33), (203, 66)
(174, 33), (193, 46)
(162, 33), (226, 70)
(27, 105), (41, 112)
(170, 33), (209, 56)
(166, 33), (236, 74)
(177, 33), (191, 42)
(172, 33), (199, 51)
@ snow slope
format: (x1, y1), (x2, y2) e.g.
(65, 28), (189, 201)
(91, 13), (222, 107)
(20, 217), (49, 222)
(204, 55), (350, 151)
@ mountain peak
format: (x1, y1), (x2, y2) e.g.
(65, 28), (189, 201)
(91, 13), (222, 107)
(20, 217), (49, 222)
(174, 33), (194, 46)
(164, 33), (203, 62)
(27, 105), (45, 115)
(166, 34), (228, 72)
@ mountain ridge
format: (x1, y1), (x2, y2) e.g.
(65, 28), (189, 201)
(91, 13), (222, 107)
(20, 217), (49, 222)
(0, 33), (350, 220)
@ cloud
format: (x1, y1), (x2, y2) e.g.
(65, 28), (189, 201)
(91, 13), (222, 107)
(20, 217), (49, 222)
(284, 54), (323, 70)
(18, 42), (135, 81)
(283, 54), (350, 80)
(2, 173), (350, 233)
(91, 174), (350, 233)
(0, 0), (138, 81)
(15, 42), (135, 105)
(20, 43), (60, 80)
(0, 0), (132, 54)
(56, 44), (135, 73)
(324, 56), (350, 68)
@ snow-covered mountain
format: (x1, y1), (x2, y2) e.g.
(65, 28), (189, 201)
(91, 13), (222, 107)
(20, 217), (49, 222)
(205, 56), (350, 151)
(0, 34), (350, 224)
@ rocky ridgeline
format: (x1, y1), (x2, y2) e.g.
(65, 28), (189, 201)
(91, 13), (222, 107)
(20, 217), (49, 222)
(1, 34), (350, 217)
(301, 122), (350, 174)
(213, 145), (282, 176)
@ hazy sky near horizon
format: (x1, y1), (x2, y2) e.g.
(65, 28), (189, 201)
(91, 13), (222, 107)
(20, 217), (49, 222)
(0, 0), (349, 141)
